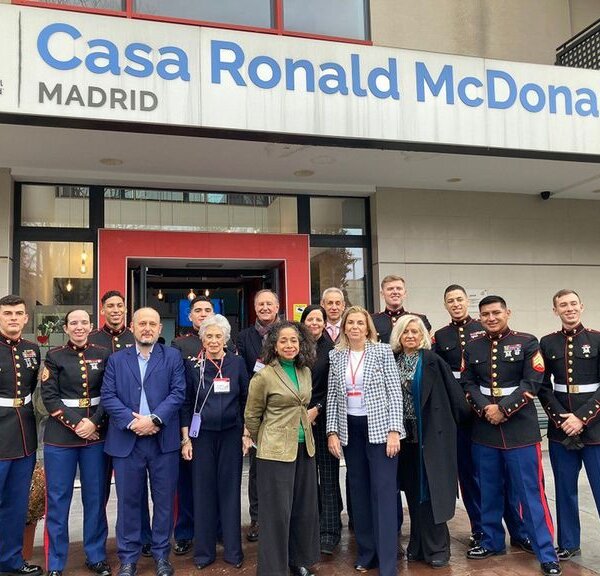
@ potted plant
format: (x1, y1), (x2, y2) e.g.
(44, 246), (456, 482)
(37, 316), (60, 345)
(23, 464), (46, 560)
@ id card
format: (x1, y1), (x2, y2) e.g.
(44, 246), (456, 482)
(253, 359), (266, 373)
(189, 413), (202, 437)
(347, 390), (363, 410)
(214, 377), (231, 394)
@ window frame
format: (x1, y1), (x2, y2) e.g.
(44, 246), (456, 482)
(13, 0), (372, 45)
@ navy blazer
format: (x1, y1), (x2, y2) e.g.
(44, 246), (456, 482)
(236, 326), (265, 376)
(101, 343), (186, 457)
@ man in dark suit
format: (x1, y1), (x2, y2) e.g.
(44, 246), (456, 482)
(236, 289), (280, 542)
(101, 308), (186, 576)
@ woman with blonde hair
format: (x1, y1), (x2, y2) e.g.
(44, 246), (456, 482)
(390, 315), (468, 568)
(326, 306), (404, 576)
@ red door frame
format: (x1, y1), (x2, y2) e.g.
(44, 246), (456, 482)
(97, 229), (310, 323)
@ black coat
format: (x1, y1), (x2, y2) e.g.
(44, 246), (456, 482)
(236, 326), (264, 376)
(399, 349), (470, 524)
(308, 335), (333, 420)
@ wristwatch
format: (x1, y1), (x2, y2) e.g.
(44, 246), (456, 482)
(315, 403), (323, 414)
(150, 414), (163, 428)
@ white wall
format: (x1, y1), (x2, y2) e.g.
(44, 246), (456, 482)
(371, 187), (600, 338)
(0, 169), (13, 295)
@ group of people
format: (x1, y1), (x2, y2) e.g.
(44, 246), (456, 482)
(0, 275), (599, 576)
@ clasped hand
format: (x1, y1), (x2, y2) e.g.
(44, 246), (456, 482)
(130, 412), (159, 436)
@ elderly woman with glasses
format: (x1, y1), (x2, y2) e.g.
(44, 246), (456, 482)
(390, 315), (469, 568)
(180, 314), (251, 571)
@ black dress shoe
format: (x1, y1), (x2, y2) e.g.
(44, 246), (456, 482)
(141, 545), (152, 558)
(354, 565), (376, 573)
(86, 561), (112, 576)
(556, 547), (581, 560)
(289, 567), (314, 576)
(155, 559), (173, 576)
(117, 564), (136, 576)
(466, 546), (506, 559)
(194, 562), (214, 570)
(47, 572), (62, 576)
(406, 552), (423, 562)
(541, 561), (562, 576)
(320, 541), (337, 556)
(173, 540), (192, 556)
(3, 564), (43, 576)
(246, 521), (259, 542)
(429, 559), (449, 568)
(511, 537), (535, 554)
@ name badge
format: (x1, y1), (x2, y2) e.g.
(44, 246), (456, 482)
(214, 378), (231, 394)
(347, 390), (364, 410)
(253, 360), (266, 373)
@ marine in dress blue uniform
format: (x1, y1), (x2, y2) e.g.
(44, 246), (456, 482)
(0, 295), (42, 576)
(433, 285), (529, 549)
(41, 310), (111, 576)
(539, 289), (600, 560)
(463, 296), (561, 576)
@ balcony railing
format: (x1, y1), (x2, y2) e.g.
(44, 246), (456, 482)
(556, 17), (600, 70)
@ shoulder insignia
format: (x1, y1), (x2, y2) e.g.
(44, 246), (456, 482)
(532, 351), (545, 373)
(41, 366), (50, 382)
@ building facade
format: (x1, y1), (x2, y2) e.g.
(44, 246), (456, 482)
(1, 0), (600, 346)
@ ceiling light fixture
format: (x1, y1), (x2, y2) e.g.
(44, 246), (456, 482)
(293, 169), (314, 177)
(157, 289), (164, 301)
(188, 288), (196, 300)
(99, 158), (124, 166)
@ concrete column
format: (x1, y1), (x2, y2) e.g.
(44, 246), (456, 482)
(0, 168), (14, 295)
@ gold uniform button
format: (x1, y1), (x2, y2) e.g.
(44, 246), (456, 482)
(16, 372), (21, 377)
(115, 337), (119, 342)
(83, 392), (87, 397)
(492, 341), (498, 346)
(15, 364), (20, 369)
(16, 390), (21, 396)
(82, 374), (87, 380)
(568, 360), (573, 365)
(569, 377), (574, 383)
(492, 381), (498, 386)
(79, 353), (84, 358)
(492, 364), (497, 369)
(14, 354), (20, 359)
(492, 356), (497, 361)
(568, 368), (573, 373)
(568, 337), (573, 342)
(569, 344), (574, 349)
(83, 383), (88, 388)
(80, 360), (85, 365)
(492, 373), (498, 378)
(116, 344), (121, 349)
(81, 367), (86, 372)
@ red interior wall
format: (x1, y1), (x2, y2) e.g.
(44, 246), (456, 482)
(98, 229), (310, 324)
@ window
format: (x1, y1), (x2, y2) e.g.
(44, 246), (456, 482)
(310, 197), (366, 235)
(21, 185), (89, 228)
(283, 0), (368, 40)
(16, 0), (370, 42)
(104, 189), (298, 233)
(311, 247), (366, 307)
(19, 241), (94, 345)
(133, 0), (273, 28)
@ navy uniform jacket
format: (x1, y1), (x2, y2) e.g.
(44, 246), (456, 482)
(0, 334), (40, 459)
(539, 324), (600, 444)
(172, 332), (202, 362)
(433, 317), (486, 374)
(181, 353), (249, 431)
(462, 329), (545, 448)
(41, 342), (110, 446)
(372, 308), (431, 344)
(89, 325), (135, 353)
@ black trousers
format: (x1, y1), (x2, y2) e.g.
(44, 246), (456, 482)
(257, 444), (320, 576)
(402, 443), (450, 563)
(314, 417), (342, 546)
(248, 449), (258, 523)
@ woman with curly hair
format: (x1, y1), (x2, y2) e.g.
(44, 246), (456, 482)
(244, 321), (320, 576)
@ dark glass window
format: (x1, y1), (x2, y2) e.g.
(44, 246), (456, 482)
(283, 0), (368, 40)
(133, 0), (273, 28)
(37, 0), (125, 9)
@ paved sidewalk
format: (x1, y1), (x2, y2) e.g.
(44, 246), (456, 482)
(30, 440), (599, 575)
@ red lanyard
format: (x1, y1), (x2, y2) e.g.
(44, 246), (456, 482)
(348, 350), (366, 389)
(206, 354), (225, 379)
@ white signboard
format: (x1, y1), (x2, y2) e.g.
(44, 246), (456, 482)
(1, 4), (600, 156)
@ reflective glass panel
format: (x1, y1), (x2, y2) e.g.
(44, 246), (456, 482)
(33, 1), (124, 9)
(283, 0), (368, 39)
(105, 189), (297, 233)
(19, 241), (94, 347)
(310, 247), (366, 307)
(310, 197), (366, 236)
(134, 0), (273, 27)
(21, 185), (89, 228)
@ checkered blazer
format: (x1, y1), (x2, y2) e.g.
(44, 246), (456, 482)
(326, 341), (405, 446)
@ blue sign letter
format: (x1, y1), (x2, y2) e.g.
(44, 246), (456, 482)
(37, 22), (81, 71)
(211, 40), (246, 86)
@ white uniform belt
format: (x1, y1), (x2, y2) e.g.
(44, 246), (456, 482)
(553, 383), (599, 394)
(61, 396), (101, 407)
(0, 394), (32, 407)
(480, 386), (518, 397)
(452, 371), (461, 379)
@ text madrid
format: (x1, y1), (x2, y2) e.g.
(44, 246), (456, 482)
(37, 24), (600, 117)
